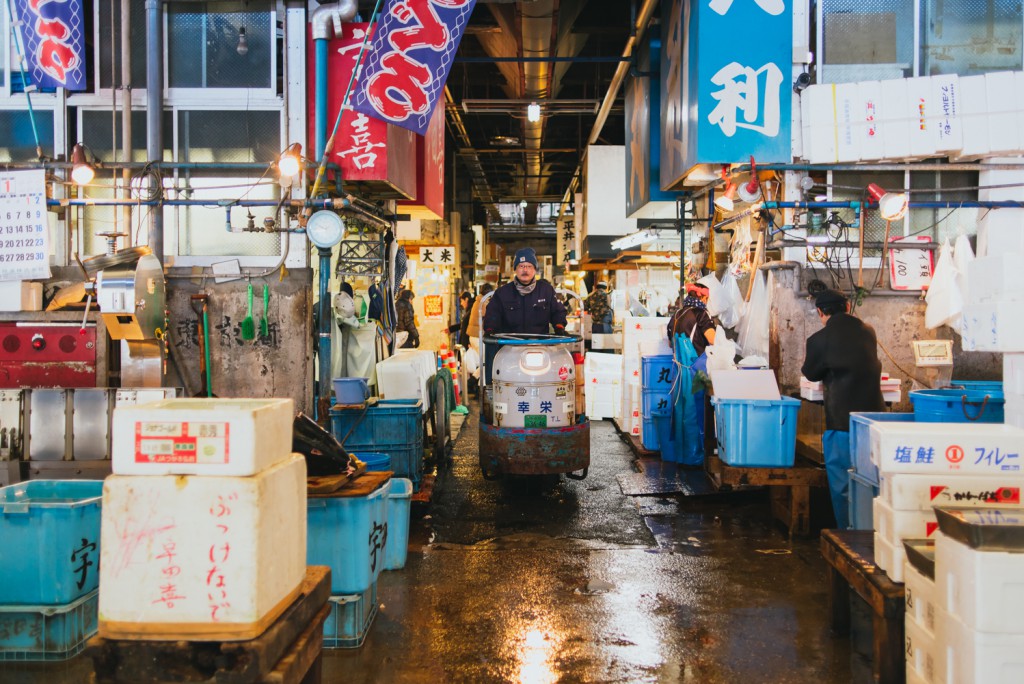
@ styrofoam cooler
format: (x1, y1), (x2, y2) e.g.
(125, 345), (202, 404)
(904, 559), (939, 637)
(935, 532), (1024, 634)
(905, 610), (942, 684)
(870, 423), (1024, 475)
(111, 398), (295, 476)
(967, 254), (1024, 304)
(850, 411), (915, 483)
(880, 472), (1024, 511)
(961, 300), (1024, 352)
(979, 209), (1024, 256)
(939, 607), (1024, 684)
(874, 497), (939, 542)
(98, 455), (307, 638)
(376, 351), (436, 412)
(874, 531), (906, 582)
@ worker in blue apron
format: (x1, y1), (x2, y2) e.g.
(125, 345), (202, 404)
(801, 289), (885, 529)
(666, 283), (716, 464)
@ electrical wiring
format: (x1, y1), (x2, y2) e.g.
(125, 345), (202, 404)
(876, 336), (935, 390)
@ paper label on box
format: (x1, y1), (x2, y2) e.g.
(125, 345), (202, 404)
(134, 421), (230, 464)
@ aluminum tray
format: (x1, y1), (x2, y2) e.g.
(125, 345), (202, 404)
(902, 538), (936, 580)
(934, 507), (1024, 552)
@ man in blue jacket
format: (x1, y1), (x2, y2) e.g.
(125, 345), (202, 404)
(484, 247), (567, 335)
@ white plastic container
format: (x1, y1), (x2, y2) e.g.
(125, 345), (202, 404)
(800, 84), (838, 163)
(880, 78), (912, 160)
(986, 71), (1021, 155)
(874, 497), (939, 544)
(979, 210), (1024, 257)
(906, 610), (942, 684)
(111, 398), (294, 476)
(1005, 353), (1024, 396)
(871, 422), (1024, 475)
(874, 531), (905, 582)
(98, 455), (307, 639)
(855, 81), (885, 161)
(954, 74), (990, 160)
(935, 532), (1024, 634)
(967, 255), (1024, 305)
(940, 607), (1024, 683)
(376, 353), (434, 413)
(962, 300), (1024, 352)
(908, 76), (940, 159)
(881, 473), (1024, 511)
(904, 560), (939, 637)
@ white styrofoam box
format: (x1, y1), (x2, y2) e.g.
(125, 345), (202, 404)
(935, 532), (1024, 633)
(881, 377), (901, 404)
(855, 81), (885, 161)
(834, 82), (861, 163)
(377, 351), (436, 412)
(966, 254), (1024, 305)
(954, 74), (990, 160)
(98, 454), (306, 638)
(986, 72), (1021, 155)
(881, 472), (1024, 511)
(800, 377), (823, 401)
(978, 157), (1024, 202)
(800, 84), (837, 164)
(114, 388), (179, 408)
(906, 611), (942, 684)
(978, 209), (1024, 257)
(871, 422), (1024, 475)
(874, 497), (939, 544)
(908, 77), (941, 159)
(584, 352), (623, 376)
(874, 531), (906, 582)
(639, 337), (672, 357)
(1005, 353), (1024, 395)
(880, 78), (912, 160)
(111, 398), (294, 476)
(905, 560), (939, 637)
(0, 281), (42, 312)
(587, 371), (622, 387)
(961, 300), (1024, 352)
(932, 73), (962, 153)
(591, 333), (621, 350)
(940, 608), (1024, 683)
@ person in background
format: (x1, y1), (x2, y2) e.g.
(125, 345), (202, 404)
(801, 289), (885, 529)
(448, 291), (474, 348)
(585, 281), (613, 334)
(395, 289), (419, 348)
(484, 247), (567, 335)
(667, 283), (715, 354)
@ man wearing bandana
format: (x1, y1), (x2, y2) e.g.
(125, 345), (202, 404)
(667, 282), (716, 353)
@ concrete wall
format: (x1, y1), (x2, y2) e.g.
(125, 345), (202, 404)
(767, 263), (1001, 411)
(164, 269), (314, 413)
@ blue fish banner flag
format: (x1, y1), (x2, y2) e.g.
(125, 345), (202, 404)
(352, 0), (477, 136)
(13, 0), (86, 91)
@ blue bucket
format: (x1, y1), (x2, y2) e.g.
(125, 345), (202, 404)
(909, 388), (1004, 423)
(356, 452), (391, 472)
(333, 377), (370, 404)
(652, 409), (680, 462)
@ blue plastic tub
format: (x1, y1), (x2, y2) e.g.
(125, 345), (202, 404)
(0, 480), (103, 605)
(331, 400), (423, 487)
(307, 477), (390, 594)
(0, 590), (98, 661)
(323, 583), (378, 649)
(641, 388), (672, 418)
(849, 412), (915, 484)
(848, 470), (879, 531)
(909, 388), (1004, 423)
(711, 397), (801, 467)
(332, 377), (370, 404)
(385, 478), (413, 571)
(641, 415), (660, 451)
(652, 409), (680, 462)
(949, 380), (1003, 394)
(356, 452), (391, 472)
(640, 355), (676, 390)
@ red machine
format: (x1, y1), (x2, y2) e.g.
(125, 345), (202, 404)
(0, 322), (98, 388)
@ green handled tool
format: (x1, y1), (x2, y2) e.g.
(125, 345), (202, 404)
(241, 282), (256, 340)
(260, 284), (270, 338)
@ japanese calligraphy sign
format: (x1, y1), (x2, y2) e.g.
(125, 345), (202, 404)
(13, 0), (86, 91)
(352, 0), (477, 135)
(419, 244), (455, 266)
(888, 236), (933, 291)
(875, 423), (1024, 476)
(0, 170), (51, 281)
(556, 218), (578, 266)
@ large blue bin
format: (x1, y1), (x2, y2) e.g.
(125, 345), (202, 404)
(711, 397), (801, 467)
(641, 388), (672, 418)
(640, 355), (676, 390)
(849, 412), (915, 485)
(848, 469), (879, 531)
(909, 388), (1004, 423)
(0, 481), (103, 605)
(0, 590), (98, 661)
(385, 478), (413, 571)
(331, 400), (423, 487)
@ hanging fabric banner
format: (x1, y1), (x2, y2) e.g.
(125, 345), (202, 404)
(352, 0), (477, 135)
(13, 0), (86, 91)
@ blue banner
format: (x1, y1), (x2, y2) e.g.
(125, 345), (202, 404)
(352, 0), (477, 136)
(14, 0), (86, 91)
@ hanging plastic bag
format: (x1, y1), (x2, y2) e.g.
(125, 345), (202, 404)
(463, 346), (481, 378)
(698, 273), (726, 317)
(925, 239), (963, 330)
(672, 332), (704, 466)
(717, 272), (743, 329)
(951, 234), (975, 334)
(704, 325), (737, 372)
(738, 270), (771, 359)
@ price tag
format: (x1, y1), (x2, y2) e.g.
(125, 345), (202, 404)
(0, 170), (50, 281)
(889, 235), (933, 291)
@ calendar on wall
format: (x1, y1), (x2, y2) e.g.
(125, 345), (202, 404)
(0, 169), (51, 281)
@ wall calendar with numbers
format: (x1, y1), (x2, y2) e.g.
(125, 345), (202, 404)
(0, 169), (51, 281)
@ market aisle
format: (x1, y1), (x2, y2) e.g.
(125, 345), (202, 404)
(324, 411), (858, 683)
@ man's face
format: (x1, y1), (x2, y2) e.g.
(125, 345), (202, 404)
(516, 262), (536, 284)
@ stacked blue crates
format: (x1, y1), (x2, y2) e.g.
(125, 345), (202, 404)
(640, 355), (676, 450)
(847, 412), (915, 530)
(0, 480), (103, 661)
(330, 399), (424, 489)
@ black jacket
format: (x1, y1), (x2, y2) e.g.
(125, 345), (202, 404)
(483, 279), (567, 335)
(801, 312), (885, 431)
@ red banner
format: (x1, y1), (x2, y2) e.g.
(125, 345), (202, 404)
(399, 98), (445, 219)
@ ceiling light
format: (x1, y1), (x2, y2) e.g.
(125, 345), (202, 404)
(490, 135), (521, 147)
(527, 102), (541, 123)
(611, 228), (660, 251)
(519, 199), (528, 209)
(70, 143), (94, 186)
(236, 26), (249, 56)
(866, 182), (908, 221)
(278, 143), (302, 178)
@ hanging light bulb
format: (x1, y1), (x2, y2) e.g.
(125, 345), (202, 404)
(278, 143), (302, 178)
(713, 165), (736, 212)
(527, 102), (541, 123)
(866, 182), (908, 221)
(70, 143), (94, 186)
(519, 199), (528, 209)
(236, 26), (249, 56)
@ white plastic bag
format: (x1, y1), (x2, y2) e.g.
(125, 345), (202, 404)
(951, 234), (975, 333)
(698, 273), (727, 317)
(705, 325), (737, 372)
(717, 272), (743, 329)
(463, 346), (481, 377)
(738, 270), (771, 359)
(925, 239), (963, 330)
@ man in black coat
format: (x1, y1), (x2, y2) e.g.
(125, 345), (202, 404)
(801, 289), (885, 529)
(484, 247), (567, 335)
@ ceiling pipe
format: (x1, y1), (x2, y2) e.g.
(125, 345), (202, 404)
(445, 86), (501, 221)
(311, 1), (358, 160)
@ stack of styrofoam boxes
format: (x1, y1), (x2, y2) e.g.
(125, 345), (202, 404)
(932, 509), (1024, 682)
(640, 354), (677, 451)
(99, 398), (307, 640)
(1007, 353), (1024, 429)
(870, 421), (1024, 582)
(615, 314), (670, 439)
(584, 352), (623, 421)
(902, 540), (942, 684)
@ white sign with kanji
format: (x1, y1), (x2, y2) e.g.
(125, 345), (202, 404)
(419, 245), (456, 267)
(0, 169), (50, 281)
(889, 236), (934, 291)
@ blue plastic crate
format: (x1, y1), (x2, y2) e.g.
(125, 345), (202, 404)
(949, 380), (1003, 394)
(848, 470), (879, 531)
(0, 480), (103, 605)
(909, 388), (1004, 423)
(849, 412), (915, 484)
(640, 355), (676, 390)
(641, 388), (672, 418)
(711, 397), (801, 467)
(641, 415), (660, 451)
(331, 400), (423, 486)
(307, 477), (390, 594)
(323, 583), (377, 649)
(385, 479), (413, 571)
(0, 589), (98, 661)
